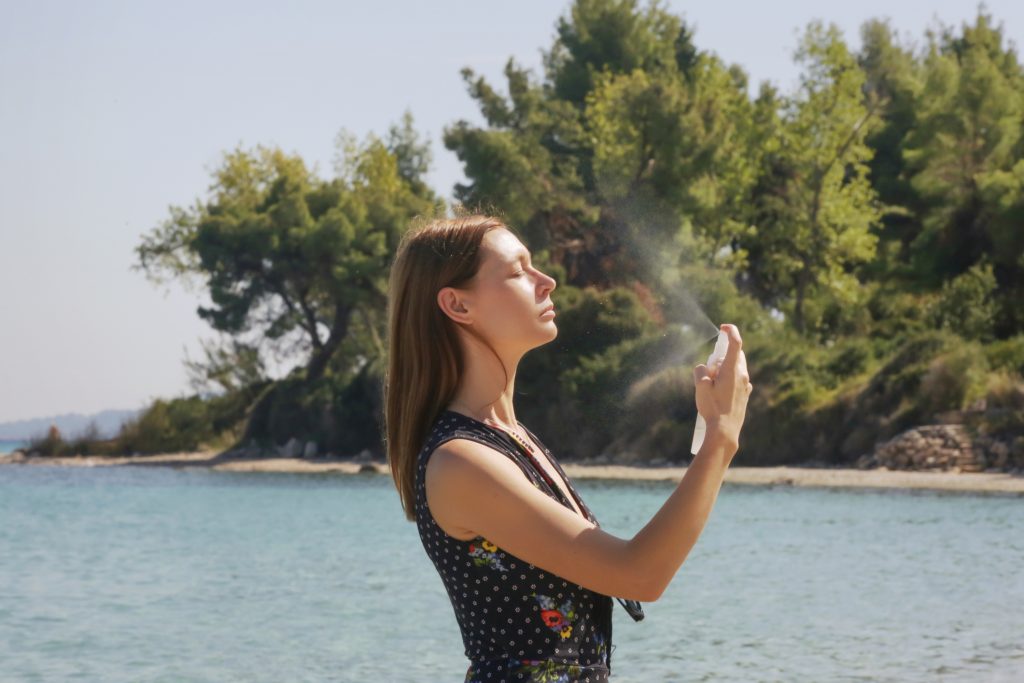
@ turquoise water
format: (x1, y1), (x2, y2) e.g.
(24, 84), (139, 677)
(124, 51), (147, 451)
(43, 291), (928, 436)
(0, 465), (1021, 682)
(0, 440), (27, 454)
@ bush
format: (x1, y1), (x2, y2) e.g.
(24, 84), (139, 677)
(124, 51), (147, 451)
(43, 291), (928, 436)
(25, 425), (67, 456)
(246, 361), (384, 456)
(824, 337), (875, 380)
(974, 372), (1024, 435)
(116, 396), (216, 454)
(927, 262), (999, 342)
(984, 335), (1024, 377)
(867, 287), (934, 342)
(916, 344), (990, 415)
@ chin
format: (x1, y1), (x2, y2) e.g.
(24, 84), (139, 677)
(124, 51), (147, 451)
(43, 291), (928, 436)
(536, 320), (558, 344)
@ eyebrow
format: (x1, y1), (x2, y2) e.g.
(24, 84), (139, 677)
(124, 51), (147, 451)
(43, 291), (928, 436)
(506, 248), (531, 264)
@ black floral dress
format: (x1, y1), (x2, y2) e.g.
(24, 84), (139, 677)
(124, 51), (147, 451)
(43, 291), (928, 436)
(415, 409), (639, 682)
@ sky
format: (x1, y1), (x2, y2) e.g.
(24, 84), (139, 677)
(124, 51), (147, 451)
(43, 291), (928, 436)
(1, 0), (1021, 424)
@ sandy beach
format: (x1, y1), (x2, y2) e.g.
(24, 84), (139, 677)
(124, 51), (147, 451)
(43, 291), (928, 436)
(2, 449), (1022, 494)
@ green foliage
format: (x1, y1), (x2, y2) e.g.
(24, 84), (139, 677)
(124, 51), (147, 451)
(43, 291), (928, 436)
(545, 0), (693, 105)
(121, 1), (1024, 463)
(136, 121), (442, 384)
(547, 285), (659, 361)
(824, 337), (876, 380)
(118, 396), (216, 454)
(891, 11), (1024, 343)
(973, 372), (1024, 435)
(445, 0), (758, 301)
(865, 285), (934, 343)
(917, 344), (992, 414)
(123, 387), (259, 455)
(927, 261), (999, 341)
(240, 359), (384, 455)
(902, 12), (1024, 279)
(744, 21), (883, 339)
(26, 422), (111, 457)
(984, 335), (1024, 376)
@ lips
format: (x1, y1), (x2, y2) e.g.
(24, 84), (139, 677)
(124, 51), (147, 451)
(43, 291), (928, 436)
(540, 303), (555, 316)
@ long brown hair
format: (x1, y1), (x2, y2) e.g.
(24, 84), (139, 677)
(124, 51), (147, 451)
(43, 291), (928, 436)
(384, 213), (514, 521)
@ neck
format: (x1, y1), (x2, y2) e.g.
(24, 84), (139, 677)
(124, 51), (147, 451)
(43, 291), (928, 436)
(447, 334), (523, 428)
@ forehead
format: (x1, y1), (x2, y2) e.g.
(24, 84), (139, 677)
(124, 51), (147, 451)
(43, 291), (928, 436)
(481, 228), (529, 264)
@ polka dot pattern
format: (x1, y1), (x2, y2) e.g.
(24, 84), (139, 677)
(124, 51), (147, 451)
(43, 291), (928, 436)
(415, 410), (615, 682)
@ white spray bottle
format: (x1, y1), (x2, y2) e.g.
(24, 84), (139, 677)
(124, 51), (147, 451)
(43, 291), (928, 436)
(690, 329), (729, 455)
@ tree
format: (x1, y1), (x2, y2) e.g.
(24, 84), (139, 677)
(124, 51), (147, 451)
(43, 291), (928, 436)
(445, 0), (757, 308)
(901, 11), (1023, 278)
(135, 123), (442, 384)
(900, 11), (1024, 334)
(857, 19), (924, 276)
(544, 0), (697, 106)
(743, 22), (883, 337)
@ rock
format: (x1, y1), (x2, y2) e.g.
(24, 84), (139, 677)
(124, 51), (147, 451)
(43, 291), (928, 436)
(869, 424), (998, 472)
(854, 454), (875, 469)
(277, 437), (303, 459)
(303, 441), (319, 459)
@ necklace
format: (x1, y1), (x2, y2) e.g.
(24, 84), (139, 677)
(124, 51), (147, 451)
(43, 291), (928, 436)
(482, 417), (536, 455)
(483, 417), (592, 521)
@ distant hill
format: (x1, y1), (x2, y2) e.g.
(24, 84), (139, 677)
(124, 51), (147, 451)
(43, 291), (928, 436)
(0, 408), (143, 440)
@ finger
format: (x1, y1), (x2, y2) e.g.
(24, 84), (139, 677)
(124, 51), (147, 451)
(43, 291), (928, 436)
(707, 361), (722, 381)
(737, 350), (749, 379)
(719, 323), (743, 373)
(693, 364), (712, 384)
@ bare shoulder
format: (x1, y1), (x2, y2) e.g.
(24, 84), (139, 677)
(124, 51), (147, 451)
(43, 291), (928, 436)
(425, 437), (523, 487)
(425, 438), (526, 536)
(423, 440), (524, 509)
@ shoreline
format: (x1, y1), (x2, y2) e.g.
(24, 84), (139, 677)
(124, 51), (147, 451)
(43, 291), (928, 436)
(2, 450), (1023, 494)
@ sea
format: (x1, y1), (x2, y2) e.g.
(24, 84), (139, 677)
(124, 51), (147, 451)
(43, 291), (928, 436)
(0, 440), (27, 455)
(0, 465), (1021, 682)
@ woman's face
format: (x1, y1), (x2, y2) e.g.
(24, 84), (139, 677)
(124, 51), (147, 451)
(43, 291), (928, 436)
(441, 227), (558, 351)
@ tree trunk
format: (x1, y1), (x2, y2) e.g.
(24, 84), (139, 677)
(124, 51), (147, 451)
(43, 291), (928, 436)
(794, 271), (807, 334)
(305, 304), (351, 382)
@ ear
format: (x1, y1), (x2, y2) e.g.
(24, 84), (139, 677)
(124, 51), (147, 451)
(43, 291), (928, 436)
(437, 286), (473, 325)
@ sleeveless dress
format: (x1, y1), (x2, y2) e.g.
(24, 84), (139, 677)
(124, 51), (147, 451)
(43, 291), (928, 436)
(415, 409), (620, 682)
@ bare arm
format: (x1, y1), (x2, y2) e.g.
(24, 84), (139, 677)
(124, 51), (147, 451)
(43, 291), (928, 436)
(625, 423), (736, 600)
(425, 324), (751, 602)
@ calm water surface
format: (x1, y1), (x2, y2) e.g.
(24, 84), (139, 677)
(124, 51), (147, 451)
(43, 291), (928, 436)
(0, 440), (27, 455)
(0, 464), (1021, 682)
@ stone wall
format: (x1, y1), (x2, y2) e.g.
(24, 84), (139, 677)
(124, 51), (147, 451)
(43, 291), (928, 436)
(856, 424), (1024, 473)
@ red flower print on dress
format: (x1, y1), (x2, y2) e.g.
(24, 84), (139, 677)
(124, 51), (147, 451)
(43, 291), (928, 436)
(532, 593), (576, 640)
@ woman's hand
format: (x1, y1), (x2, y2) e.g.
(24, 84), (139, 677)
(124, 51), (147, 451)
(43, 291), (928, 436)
(692, 323), (752, 458)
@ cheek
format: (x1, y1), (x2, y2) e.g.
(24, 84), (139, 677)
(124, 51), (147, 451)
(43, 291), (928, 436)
(485, 284), (538, 330)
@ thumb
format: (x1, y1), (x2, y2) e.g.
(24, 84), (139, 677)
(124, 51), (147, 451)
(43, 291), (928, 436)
(693, 364), (712, 386)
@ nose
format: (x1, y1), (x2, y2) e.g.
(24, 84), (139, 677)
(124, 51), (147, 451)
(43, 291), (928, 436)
(538, 269), (556, 294)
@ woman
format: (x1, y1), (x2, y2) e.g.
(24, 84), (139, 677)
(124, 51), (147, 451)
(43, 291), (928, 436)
(385, 214), (752, 681)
